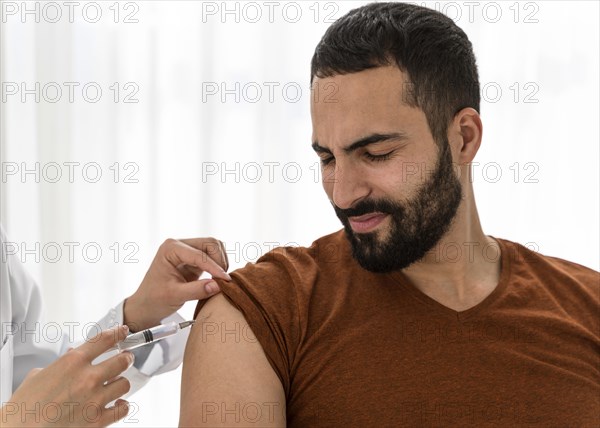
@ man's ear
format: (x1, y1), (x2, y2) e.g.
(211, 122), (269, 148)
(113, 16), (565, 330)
(448, 107), (482, 165)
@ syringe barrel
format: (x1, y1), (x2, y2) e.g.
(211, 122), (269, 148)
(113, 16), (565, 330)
(147, 321), (179, 340)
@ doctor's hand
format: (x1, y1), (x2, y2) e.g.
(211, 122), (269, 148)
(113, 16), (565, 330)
(0, 326), (133, 428)
(123, 237), (231, 332)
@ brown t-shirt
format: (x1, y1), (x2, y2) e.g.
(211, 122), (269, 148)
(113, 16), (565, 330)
(194, 231), (600, 427)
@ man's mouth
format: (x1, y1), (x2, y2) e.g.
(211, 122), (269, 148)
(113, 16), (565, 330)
(348, 213), (388, 233)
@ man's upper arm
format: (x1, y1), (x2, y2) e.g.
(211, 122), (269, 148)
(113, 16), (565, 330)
(180, 293), (286, 427)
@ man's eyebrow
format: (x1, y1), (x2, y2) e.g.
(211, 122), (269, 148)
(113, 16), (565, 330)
(312, 142), (332, 154)
(312, 132), (409, 155)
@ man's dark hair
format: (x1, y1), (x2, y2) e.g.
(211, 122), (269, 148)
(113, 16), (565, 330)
(311, 2), (480, 145)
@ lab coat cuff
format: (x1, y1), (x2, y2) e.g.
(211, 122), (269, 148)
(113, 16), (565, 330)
(93, 300), (124, 334)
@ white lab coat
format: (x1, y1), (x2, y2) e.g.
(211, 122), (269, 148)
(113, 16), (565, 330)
(0, 226), (189, 404)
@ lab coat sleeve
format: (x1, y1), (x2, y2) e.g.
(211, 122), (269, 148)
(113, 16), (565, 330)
(1, 229), (67, 398)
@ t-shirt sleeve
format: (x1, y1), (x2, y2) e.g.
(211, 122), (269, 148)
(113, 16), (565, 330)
(194, 246), (317, 396)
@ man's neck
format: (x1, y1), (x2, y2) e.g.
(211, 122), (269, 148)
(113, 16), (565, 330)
(400, 195), (502, 312)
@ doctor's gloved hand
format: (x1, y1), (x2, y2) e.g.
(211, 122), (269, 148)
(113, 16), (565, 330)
(0, 326), (133, 428)
(123, 237), (231, 332)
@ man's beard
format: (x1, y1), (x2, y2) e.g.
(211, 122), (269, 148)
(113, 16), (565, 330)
(334, 141), (463, 273)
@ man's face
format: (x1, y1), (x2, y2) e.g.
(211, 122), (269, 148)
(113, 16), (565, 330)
(310, 66), (463, 272)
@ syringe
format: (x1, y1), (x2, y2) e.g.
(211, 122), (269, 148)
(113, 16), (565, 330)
(107, 320), (195, 353)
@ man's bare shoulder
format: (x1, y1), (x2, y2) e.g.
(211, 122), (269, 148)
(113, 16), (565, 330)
(198, 292), (244, 323)
(180, 294), (286, 427)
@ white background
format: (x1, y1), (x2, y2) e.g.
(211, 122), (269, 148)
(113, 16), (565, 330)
(1, 1), (598, 426)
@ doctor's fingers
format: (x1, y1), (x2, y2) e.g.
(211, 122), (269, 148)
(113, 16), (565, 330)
(179, 237), (229, 270)
(99, 376), (132, 408)
(175, 278), (222, 303)
(178, 263), (204, 282)
(163, 238), (231, 281)
(98, 399), (130, 427)
(79, 326), (129, 360)
(95, 351), (135, 386)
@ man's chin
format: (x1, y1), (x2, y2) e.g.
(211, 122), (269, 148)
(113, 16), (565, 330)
(343, 225), (429, 272)
(344, 230), (400, 272)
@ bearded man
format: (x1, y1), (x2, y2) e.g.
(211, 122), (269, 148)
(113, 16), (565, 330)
(179, 3), (599, 427)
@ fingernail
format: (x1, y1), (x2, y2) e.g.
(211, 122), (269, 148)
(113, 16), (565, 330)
(205, 281), (219, 295)
(122, 325), (129, 334)
(222, 271), (232, 281)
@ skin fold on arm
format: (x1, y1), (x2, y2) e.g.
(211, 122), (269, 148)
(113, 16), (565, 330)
(179, 294), (286, 427)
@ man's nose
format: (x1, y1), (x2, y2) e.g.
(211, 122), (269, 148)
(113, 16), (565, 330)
(329, 162), (370, 210)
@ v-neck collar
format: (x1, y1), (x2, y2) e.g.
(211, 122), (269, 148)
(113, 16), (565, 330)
(386, 236), (512, 322)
